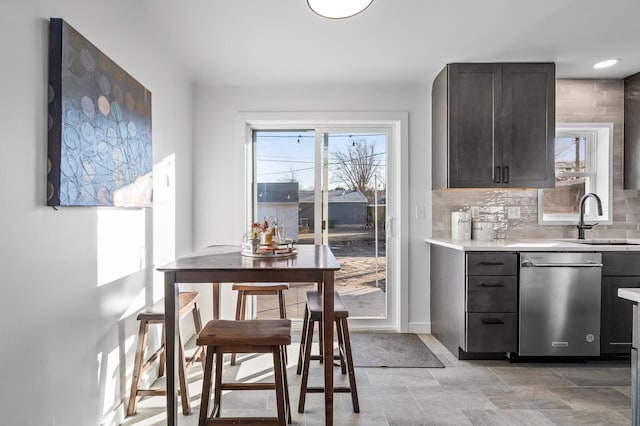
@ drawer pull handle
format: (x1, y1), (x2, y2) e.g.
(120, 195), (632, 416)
(481, 319), (504, 325)
(480, 261), (505, 266)
(479, 283), (504, 288)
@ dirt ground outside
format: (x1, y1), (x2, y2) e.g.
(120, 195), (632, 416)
(257, 226), (387, 319)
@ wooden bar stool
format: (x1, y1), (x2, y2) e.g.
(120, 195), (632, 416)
(230, 282), (289, 365)
(197, 319), (292, 425)
(296, 290), (359, 413)
(127, 292), (205, 416)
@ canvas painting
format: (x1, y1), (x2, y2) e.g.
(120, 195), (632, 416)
(48, 18), (152, 207)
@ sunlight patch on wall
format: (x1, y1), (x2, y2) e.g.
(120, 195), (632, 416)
(100, 345), (122, 417)
(97, 208), (146, 286)
(153, 154), (176, 268)
(153, 154), (176, 299)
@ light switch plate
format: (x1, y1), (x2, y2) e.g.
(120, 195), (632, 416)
(508, 206), (521, 219)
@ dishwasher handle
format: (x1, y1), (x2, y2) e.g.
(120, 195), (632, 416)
(521, 261), (603, 268)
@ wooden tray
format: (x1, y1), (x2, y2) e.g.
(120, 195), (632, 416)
(241, 246), (298, 258)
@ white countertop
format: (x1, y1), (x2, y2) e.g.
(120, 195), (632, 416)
(425, 237), (640, 252)
(618, 288), (640, 303)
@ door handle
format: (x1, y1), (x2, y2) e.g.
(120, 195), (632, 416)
(480, 261), (505, 266)
(479, 283), (505, 288)
(494, 167), (501, 184)
(523, 262), (604, 268)
(481, 319), (504, 325)
(503, 166), (509, 183)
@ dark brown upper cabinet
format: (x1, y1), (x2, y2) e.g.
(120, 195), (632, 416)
(432, 63), (556, 189)
(625, 72), (640, 189)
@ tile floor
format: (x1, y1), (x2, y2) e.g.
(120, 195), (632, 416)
(121, 333), (632, 426)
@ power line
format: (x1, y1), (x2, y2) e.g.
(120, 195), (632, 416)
(258, 158), (315, 164)
(258, 166), (314, 176)
(256, 133), (386, 138)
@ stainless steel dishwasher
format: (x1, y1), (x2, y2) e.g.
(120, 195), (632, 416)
(519, 252), (603, 356)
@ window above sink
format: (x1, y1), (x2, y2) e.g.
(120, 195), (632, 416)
(538, 123), (613, 226)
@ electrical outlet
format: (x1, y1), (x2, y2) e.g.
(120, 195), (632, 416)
(507, 206), (521, 219)
(471, 206), (480, 219)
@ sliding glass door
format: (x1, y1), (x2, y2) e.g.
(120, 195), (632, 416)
(252, 128), (388, 321)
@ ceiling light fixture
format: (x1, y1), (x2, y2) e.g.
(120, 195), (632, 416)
(593, 58), (621, 69)
(307, 0), (373, 19)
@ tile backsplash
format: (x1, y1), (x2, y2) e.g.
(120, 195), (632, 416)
(432, 79), (640, 240)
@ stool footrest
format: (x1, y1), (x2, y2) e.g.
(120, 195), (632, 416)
(310, 354), (340, 361)
(134, 388), (189, 397)
(221, 382), (278, 391)
(306, 387), (354, 393)
(206, 418), (281, 425)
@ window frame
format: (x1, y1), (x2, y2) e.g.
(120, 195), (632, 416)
(241, 111), (409, 332)
(538, 123), (613, 225)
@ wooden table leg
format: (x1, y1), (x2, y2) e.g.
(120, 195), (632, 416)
(323, 271), (334, 426)
(164, 272), (179, 426)
(212, 282), (220, 320)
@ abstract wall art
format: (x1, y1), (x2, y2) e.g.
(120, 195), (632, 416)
(48, 18), (152, 207)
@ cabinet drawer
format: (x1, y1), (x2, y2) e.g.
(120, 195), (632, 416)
(467, 252), (517, 276)
(602, 252), (640, 276)
(466, 313), (517, 353)
(467, 276), (517, 312)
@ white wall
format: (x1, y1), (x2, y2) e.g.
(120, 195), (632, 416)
(0, 1), (193, 425)
(192, 84), (432, 332)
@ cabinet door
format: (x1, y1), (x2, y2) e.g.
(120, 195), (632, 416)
(466, 313), (517, 353)
(502, 63), (555, 188)
(601, 276), (640, 355)
(448, 63), (502, 188)
(625, 72), (640, 189)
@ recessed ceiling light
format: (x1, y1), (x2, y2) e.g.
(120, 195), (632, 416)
(593, 58), (621, 69)
(307, 0), (373, 19)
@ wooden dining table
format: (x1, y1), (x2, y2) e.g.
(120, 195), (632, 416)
(157, 244), (340, 425)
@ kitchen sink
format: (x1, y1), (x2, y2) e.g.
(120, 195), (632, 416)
(560, 239), (640, 246)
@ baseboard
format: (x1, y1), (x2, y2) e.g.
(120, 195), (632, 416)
(408, 321), (431, 334)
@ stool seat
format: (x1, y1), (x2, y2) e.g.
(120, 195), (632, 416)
(197, 319), (291, 347)
(232, 282), (289, 292)
(137, 292), (201, 322)
(305, 290), (349, 320)
(127, 292), (204, 417)
(197, 319), (292, 425)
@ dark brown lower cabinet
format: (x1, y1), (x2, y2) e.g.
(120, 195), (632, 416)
(465, 252), (518, 355)
(602, 277), (640, 354)
(432, 247), (640, 360)
(430, 245), (518, 359)
(601, 252), (640, 355)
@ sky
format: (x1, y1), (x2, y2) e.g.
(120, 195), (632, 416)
(255, 130), (386, 191)
(555, 136), (585, 166)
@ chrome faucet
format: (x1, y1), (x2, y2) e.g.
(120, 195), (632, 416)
(577, 193), (603, 239)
